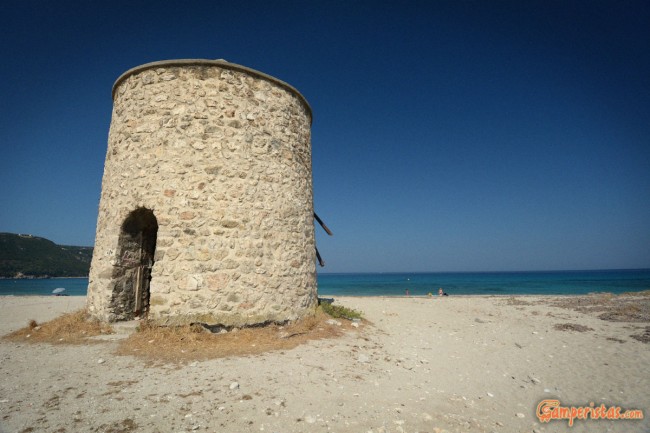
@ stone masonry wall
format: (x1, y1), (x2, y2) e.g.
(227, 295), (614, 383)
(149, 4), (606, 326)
(86, 60), (317, 325)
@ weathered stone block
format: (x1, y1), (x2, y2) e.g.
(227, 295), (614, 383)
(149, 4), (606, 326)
(206, 273), (230, 291)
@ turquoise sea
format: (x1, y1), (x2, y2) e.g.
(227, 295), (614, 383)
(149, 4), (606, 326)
(317, 269), (650, 296)
(0, 269), (649, 297)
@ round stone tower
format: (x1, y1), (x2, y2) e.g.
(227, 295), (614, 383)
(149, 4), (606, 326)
(87, 59), (317, 326)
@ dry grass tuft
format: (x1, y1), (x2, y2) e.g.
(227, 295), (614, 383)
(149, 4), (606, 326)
(554, 323), (594, 332)
(550, 291), (650, 323)
(505, 297), (533, 306)
(115, 309), (361, 364)
(630, 326), (650, 344)
(96, 418), (138, 433)
(622, 290), (650, 297)
(598, 302), (648, 322)
(3, 310), (113, 344)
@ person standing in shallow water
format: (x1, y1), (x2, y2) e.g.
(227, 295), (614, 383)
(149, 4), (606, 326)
(438, 288), (449, 296)
(405, 289), (410, 297)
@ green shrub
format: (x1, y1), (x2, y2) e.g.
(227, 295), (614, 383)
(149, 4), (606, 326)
(320, 302), (363, 321)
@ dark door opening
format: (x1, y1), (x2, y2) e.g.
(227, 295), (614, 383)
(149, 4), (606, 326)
(110, 208), (158, 320)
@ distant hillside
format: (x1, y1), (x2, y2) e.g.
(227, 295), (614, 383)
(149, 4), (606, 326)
(0, 233), (93, 278)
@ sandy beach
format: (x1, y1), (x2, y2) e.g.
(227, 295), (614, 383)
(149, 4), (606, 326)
(0, 294), (648, 433)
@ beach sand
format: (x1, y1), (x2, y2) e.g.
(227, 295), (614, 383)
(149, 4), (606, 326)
(0, 295), (648, 433)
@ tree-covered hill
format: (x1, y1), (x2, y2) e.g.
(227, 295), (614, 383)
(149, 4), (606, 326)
(0, 233), (93, 278)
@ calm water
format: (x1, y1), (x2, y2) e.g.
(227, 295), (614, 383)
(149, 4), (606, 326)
(0, 278), (90, 296)
(0, 269), (649, 297)
(317, 269), (650, 296)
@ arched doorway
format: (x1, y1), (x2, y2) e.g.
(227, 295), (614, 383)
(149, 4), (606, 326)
(110, 208), (158, 320)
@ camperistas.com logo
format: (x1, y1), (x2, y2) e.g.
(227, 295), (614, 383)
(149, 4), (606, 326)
(536, 399), (644, 426)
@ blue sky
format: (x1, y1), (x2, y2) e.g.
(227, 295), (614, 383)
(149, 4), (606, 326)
(1, 1), (648, 272)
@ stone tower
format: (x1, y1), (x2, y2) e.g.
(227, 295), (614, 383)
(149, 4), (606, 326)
(87, 59), (317, 326)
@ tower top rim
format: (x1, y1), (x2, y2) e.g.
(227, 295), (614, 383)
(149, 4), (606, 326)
(112, 59), (312, 121)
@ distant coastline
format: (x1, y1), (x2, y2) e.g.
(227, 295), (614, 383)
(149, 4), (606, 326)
(0, 232), (92, 279)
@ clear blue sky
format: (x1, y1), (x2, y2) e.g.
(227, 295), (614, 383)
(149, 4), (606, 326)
(1, 1), (649, 273)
